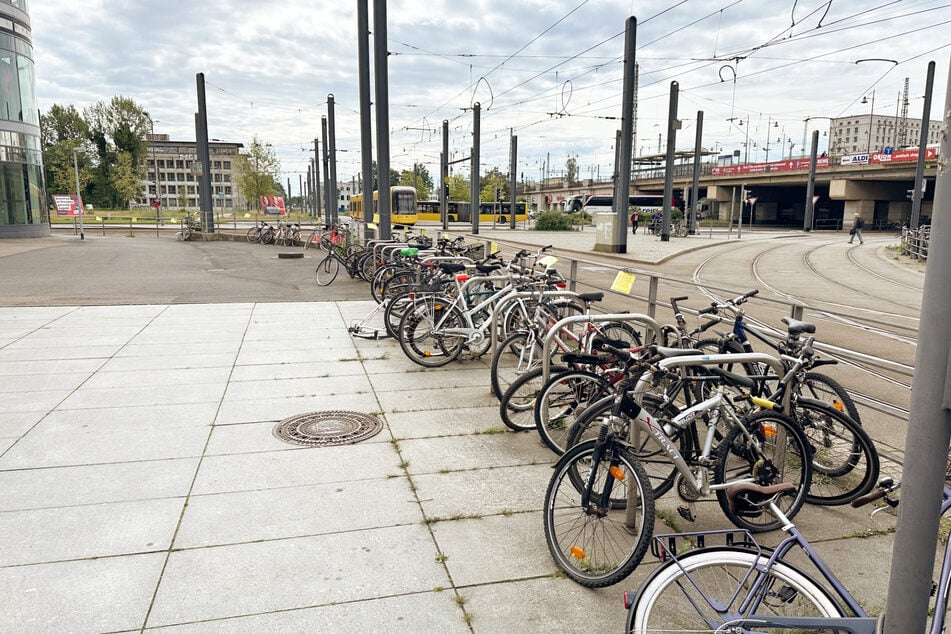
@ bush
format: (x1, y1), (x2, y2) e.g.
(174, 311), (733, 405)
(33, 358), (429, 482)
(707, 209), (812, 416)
(534, 210), (574, 230)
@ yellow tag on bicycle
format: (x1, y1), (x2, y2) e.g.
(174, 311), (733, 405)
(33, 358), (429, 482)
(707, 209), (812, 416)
(490, 242), (499, 254)
(611, 270), (636, 294)
(537, 255), (559, 268)
(368, 222), (378, 230)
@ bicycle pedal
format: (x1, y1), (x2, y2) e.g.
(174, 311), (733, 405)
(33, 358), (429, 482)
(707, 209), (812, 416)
(677, 505), (696, 523)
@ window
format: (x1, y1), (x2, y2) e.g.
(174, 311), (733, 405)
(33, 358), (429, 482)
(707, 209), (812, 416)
(0, 52), (21, 122)
(213, 161), (221, 169)
(223, 161), (231, 170)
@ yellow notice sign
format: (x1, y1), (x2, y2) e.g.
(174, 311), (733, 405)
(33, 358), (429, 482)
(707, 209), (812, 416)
(537, 255), (559, 268)
(132, 217), (137, 222)
(95, 217), (102, 221)
(490, 242), (499, 254)
(244, 213), (251, 218)
(368, 222), (378, 230)
(611, 269), (636, 294)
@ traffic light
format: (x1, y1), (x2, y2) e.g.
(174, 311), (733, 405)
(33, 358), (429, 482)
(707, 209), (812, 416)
(906, 189), (915, 201)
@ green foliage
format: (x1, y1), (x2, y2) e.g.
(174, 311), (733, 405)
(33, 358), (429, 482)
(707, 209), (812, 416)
(177, 189), (188, 209)
(110, 151), (145, 210)
(479, 167), (510, 202)
(40, 105), (91, 197)
(565, 155), (579, 183)
(447, 173), (470, 200)
(398, 164), (433, 200)
(534, 210), (573, 230)
(235, 136), (282, 209)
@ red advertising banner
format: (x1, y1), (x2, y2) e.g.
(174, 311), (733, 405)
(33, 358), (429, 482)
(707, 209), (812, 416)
(711, 157), (829, 176)
(870, 147), (938, 164)
(52, 194), (85, 216)
(259, 195), (287, 216)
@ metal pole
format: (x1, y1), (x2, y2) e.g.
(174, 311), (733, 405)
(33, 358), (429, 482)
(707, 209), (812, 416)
(321, 118), (332, 224)
(313, 138), (322, 222)
(661, 81), (679, 242)
(358, 0), (374, 239)
(373, 0), (392, 240)
(611, 16), (637, 254)
(804, 130), (819, 231)
(328, 94), (339, 224)
(441, 119), (449, 231)
(195, 73), (214, 233)
(910, 61), (935, 228)
(72, 148), (84, 240)
(738, 183), (745, 239)
(470, 102), (481, 235)
(298, 174), (303, 216)
(510, 131), (517, 230)
(883, 55), (951, 634)
(689, 110), (702, 234)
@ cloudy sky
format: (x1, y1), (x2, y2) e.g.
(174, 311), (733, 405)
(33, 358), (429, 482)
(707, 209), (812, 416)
(28, 0), (951, 195)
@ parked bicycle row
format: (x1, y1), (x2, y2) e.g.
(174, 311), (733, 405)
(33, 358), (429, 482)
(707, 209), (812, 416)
(335, 237), (888, 627)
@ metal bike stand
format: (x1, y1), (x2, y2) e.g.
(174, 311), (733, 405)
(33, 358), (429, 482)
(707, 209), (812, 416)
(488, 289), (584, 361)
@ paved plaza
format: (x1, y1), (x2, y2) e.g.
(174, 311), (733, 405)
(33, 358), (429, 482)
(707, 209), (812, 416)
(0, 229), (918, 632)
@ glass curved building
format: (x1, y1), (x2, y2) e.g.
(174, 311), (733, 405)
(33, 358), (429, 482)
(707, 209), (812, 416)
(0, 0), (48, 238)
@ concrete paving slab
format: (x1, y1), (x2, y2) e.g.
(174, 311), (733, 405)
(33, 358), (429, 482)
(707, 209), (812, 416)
(204, 421), (302, 455)
(0, 357), (105, 376)
(413, 463), (553, 519)
(146, 524), (450, 627)
(99, 352), (238, 372)
(146, 591), (469, 633)
(386, 405), (503, 438)
(433, 512), (554, 586)
(376, 385), (499, 413)
(82, 366), (234, 389)
(114, 342), (242, 358)
(233, 347), (361, 365)
(0, 425), (212, 468)
(0, 388), (73, 413)
(0, 552), (166, 633)
(0, 411), (44, 436)
(399, 433), (552, 475)
(228, 359), (364, 381)
(221, 374), (372, 401)
(0, 497), (183, 566)
(174, 476), (419, 548)
(0, 345), (118, 361)
(213, 392), (381, 425)
(0, 371), (92, 393)
(58, 383), (226, 410)
(368, 366), (492, 392)
(0, 457), (200, 511)
(190, 441), (400, 495)
(38, 402), (220, 431)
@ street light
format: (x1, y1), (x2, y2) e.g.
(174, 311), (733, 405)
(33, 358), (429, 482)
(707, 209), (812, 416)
(764, 118), (778, 162)
(72, 147), (84, 241)
(861, 90), (876, 155)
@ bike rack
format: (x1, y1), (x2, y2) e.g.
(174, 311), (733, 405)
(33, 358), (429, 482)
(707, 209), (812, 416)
(541, 313), (663, 383)
(488, 289), (584, 361)
(655, 351), (786, 380)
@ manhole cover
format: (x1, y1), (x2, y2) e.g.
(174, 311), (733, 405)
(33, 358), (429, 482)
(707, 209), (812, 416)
(272, 410), (384, 447)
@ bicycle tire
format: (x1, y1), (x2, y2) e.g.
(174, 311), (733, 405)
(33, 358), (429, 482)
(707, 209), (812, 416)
(315, 253), (340, 286)
(626, 548), (845, 632)
(565, 393), (688, 498)
(795, 398), (879, 506)
(535, 369), (612, 454)
(246, 227), (261, 243)
(714, 410), (812, 532)
(800, 371), (862, 426)
(498, 366), (554, 432)
(398, 296), (466, 368)
(383, 292), (415, 340)
(490, 330), (546, 399)
(543, 439), (654, 588)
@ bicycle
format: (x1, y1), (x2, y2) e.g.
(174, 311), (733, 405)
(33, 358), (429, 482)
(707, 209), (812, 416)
(624, 475), (946, 633)
(542, 352), (812, 587)
(314, 229), (366, 286)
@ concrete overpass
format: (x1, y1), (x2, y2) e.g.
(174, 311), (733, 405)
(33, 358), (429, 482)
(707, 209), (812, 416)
(523, 151), (937, 229)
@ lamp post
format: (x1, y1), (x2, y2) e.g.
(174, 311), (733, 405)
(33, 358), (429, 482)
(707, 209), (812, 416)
(72, 147), (84, 240)
(728, 116), (750, 163)
(764, 118), (778, 162)
(862, 90), (876, 155)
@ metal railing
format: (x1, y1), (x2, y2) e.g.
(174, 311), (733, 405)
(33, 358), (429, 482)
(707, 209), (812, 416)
(901, 225), (930, 260)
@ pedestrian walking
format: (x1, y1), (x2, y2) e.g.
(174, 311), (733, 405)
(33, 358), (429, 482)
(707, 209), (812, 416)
(630, 210), (639, 235)
(848, 213), (865, 244)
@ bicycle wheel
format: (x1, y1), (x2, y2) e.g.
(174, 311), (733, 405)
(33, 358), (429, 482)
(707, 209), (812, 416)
(489, 330), (546, 399)
(383, 292), (416, 340)
(246, 227), (261, 243)
(565, 393), (687, 498)
(398, 296), (466, 368)
(499, 367), (551, 432)
(315, 253), (340, 286)
(535, 369), (612, 454)
(714, 410), (812, 532)
(795, 399), (879, 506)
(543, 440), (654, 588)
(626, 548), (845, 632)
(800, 371), (862, 426)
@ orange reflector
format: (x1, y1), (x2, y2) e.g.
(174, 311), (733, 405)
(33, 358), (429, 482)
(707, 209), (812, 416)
(833, 399), (844, 412)
(456, 274), (469, 282)
(434, 305), (444, 310)
(609, 465), (625, 481)
(423, 351), (431, 357)
(570, 546), (585, 560)
(761, 423), (778, 438)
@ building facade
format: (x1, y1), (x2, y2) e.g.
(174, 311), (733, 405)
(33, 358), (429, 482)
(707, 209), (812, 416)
(0, 0), (48, 238)
(144, 135), (244, 211)
(829, 114), (941, 157)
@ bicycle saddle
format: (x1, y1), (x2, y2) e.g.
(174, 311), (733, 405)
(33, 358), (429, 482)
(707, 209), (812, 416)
(726, 482), (797, 517)
(781, 317), (816, 336)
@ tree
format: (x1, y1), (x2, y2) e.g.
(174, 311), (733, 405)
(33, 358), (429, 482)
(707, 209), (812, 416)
(40, 104), (91, 197)
(370, 161), (401, 192)
(235, 136), (282, 209)
(177, 189), (188, 210)
(479, 167), (510, 202)
(447, 173), (470, 200)
(83, 96), (151, 208)
(398, 164), (433, 200)
(111, 151), (145, 210)
(566, 155), (579, 184)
